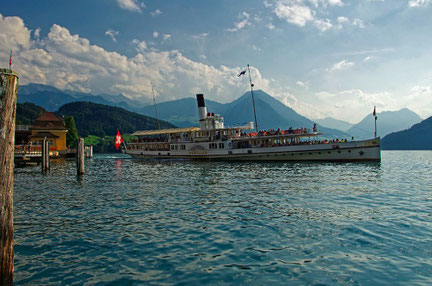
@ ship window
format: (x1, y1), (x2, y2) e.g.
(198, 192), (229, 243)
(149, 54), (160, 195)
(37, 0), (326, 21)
(171, 145), (175, 150)
(348, 150), (351, 153)
(209, 143), (218, 149)
(219, 143), (225, 149)
(338, 151), (341, 153)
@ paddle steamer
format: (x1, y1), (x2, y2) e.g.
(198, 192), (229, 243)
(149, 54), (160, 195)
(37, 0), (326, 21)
(125, 93), (380, 162)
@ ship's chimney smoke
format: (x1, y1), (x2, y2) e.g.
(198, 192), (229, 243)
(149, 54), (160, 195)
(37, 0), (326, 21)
(196, 94), (207, 127)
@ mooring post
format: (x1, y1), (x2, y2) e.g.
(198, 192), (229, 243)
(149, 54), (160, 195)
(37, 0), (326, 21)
(0, 68), (19, 285)
(46, 139), (50, 170)
(77, 138), (84, 175)
(41, 137), (50, 172)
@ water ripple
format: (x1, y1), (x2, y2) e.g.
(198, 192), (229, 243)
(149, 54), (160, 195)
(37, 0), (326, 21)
(13, 151), (432, 285)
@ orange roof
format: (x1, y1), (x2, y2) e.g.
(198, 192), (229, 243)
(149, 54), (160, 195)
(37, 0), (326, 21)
(31, 112), (67, 130)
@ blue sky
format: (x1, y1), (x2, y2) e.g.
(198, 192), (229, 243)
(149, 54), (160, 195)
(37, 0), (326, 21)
(1, 0), (432, 123)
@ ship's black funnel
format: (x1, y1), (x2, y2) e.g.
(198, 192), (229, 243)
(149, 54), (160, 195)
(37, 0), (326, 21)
(196, 94), (205, 108)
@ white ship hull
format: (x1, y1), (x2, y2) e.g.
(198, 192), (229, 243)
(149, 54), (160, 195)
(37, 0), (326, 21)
(125, 138), (380, 162)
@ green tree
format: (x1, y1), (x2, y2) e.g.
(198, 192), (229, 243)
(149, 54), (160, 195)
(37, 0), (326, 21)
(65, 116), (79, 148)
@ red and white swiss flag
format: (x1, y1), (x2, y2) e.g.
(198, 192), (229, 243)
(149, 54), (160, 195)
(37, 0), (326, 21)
(115, 130), (123, 150)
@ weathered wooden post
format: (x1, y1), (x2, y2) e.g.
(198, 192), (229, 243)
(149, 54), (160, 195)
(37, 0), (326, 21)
(76, 138), (84, 175)
(45, 139), (50, 170)
(41, 137), (50, 172)
(0, 68), (19, 285)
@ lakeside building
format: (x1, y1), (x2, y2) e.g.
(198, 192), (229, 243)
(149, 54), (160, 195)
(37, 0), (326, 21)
(29, 112), (68, 155)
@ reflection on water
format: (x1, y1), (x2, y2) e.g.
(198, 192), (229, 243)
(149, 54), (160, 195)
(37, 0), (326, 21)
(13, 151), (432, 285)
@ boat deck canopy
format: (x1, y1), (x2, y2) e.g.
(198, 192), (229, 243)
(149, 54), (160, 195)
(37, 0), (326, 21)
(132, 127), (201, 136)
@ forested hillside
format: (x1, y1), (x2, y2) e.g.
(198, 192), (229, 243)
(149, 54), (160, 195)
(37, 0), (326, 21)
(57, 101), (176, 137)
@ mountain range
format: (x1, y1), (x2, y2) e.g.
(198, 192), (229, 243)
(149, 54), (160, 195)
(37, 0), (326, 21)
(313, 117), (353, 133)
(381, 116), (432, 150)
(17, 83), (424, 142)
(18, 83), (149, 113)
(347, 108), (423, 139)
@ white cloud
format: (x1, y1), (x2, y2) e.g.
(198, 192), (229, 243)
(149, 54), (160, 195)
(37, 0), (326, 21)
(274, 3), (314, 27)
(0, 14), (273, 105)
(153, 31), (159, 38)
(0, 14), (32, 51)
(151, 9), (162, 16)
(34, 27), (41, 39)
(328, 0), (344, 6)
(327, 59), (355, 72)
(264, 1), (273, 8)
(132, 39), (147, 52)
(105, 29), (119, 42)
(313, 89), (395, 122)
(409, 0), (432, 7)
(226, 12), (251, 32)
(337, 16), (365, 29)
(352, 18), (365, 28)
(162, 34), (171, 41)
(271, 1), (339, 31)
(116, 0), (142, 12)
(314, 18), (332, 32)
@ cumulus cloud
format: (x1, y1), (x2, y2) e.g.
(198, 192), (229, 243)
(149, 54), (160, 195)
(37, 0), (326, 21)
(271, 0), (343, 31)
(105, 29), (119, 42)
(327, 59), (355, 72)
(116, 0), (143, 12)
(162, 34), (171, 41)
(153, 31), (159, 38)
(226, 12), (251, 32)
(34, 27), (41, 39)
(274, 3), (314, 27)
(0, 14), (273, 105)
(408, 0), (432, 7)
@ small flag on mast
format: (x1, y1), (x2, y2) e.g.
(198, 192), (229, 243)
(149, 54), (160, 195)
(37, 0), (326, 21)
(237, 69), (246, 77)
(373, 106), (376, 117)
(115, 130), (123, 150)
(9, 50), (12, 69)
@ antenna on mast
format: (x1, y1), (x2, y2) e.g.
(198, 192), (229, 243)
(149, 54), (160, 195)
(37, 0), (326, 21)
(151, 84), (160, 130)
(247, 64), (259, 132)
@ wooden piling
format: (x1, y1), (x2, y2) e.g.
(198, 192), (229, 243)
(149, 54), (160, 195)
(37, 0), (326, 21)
(0, 68), (19, 285)
(41, 138), (50, 172)
(77, 138), (84, 175)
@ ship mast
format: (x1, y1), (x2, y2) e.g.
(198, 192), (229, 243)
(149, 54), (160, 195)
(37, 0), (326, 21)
(151, 85), (160, 130)
(247, 64), (259, 132)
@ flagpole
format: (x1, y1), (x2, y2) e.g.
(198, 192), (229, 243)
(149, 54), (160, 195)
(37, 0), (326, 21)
(374, 106), (377, 138)
(247, 64), (259, 133)
(9, 50), (12, 70)
(151, 84), (160, 130)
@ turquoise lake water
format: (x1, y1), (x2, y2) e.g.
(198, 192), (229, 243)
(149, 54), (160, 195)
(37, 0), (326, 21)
(13, 151), (432, 285)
